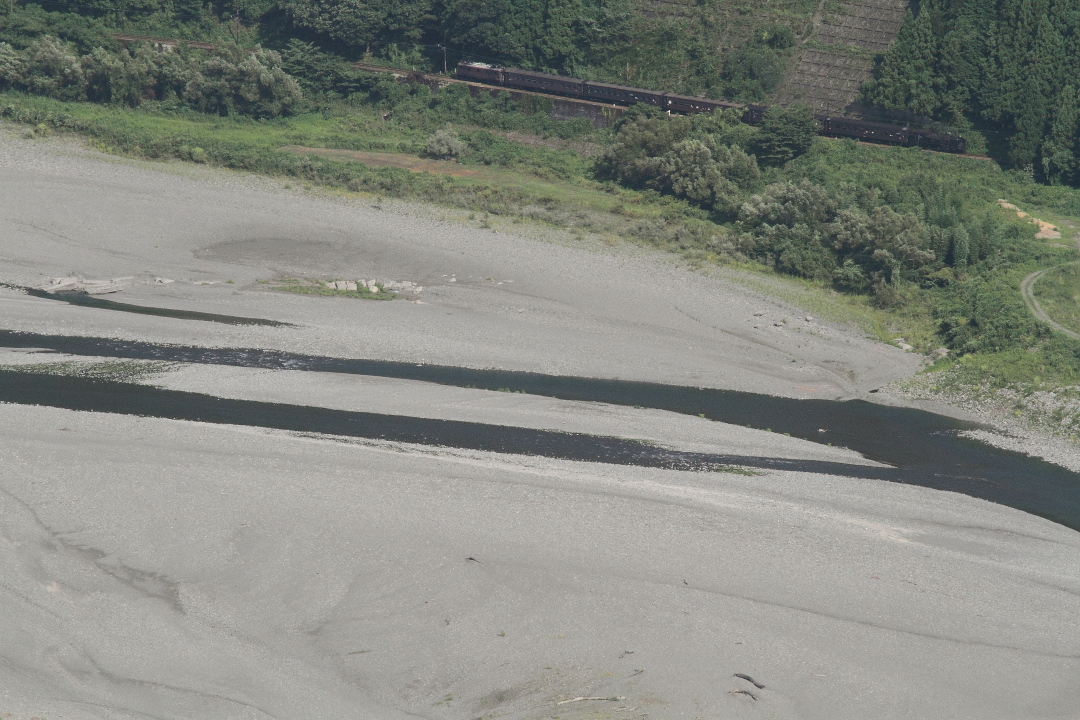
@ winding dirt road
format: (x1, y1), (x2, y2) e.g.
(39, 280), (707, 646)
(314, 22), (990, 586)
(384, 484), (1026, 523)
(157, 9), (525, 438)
(1020, 262), (1080, 340)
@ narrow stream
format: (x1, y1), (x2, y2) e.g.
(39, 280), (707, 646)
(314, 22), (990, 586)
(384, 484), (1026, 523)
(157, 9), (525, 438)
(0, 370), (898, 478)
(2, 330), (1078, 532)
(14, 287), (291, 327)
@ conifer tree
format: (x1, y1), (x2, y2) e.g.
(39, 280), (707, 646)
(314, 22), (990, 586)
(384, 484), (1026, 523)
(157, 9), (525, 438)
(1043, 84), (1080, 183)
(1010, 12), (1064, 165)
(864, 7), (941, 115)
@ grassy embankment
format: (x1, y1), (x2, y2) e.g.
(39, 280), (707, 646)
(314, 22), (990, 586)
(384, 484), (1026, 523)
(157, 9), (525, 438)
(1033, 264), (1080, 336)
(5, 91), (1080, 424)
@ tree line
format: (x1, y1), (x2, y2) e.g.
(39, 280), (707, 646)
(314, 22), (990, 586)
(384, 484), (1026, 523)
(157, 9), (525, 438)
(863, 0), (1080, 185)
(1, 0), (799, 101)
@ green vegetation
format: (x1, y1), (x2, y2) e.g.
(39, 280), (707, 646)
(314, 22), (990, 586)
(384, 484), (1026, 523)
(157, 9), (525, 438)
(0, 33), (301, 116)
(863, 0), (1080, 184)
(269, 277), (394, 299)
(1, 0), (816, 100)
(1033, 263), (1080, 334)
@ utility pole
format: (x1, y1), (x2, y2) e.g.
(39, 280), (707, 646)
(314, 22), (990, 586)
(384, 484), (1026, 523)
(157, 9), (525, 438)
(438, 44), (447, 74)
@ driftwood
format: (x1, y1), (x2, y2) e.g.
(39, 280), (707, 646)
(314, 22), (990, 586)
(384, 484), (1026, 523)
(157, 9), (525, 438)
(556, 696), (626, 705)
(733, 673), (765, 689)
(728, 689), (758, 701)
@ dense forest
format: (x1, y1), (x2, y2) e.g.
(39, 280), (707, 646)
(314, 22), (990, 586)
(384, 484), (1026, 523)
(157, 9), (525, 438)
(0, 0), (804, 100)
(863, 0), (1080, 183)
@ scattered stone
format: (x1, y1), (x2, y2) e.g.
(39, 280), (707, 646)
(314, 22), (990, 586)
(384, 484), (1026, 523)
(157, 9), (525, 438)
(41, 276), (129, 294)
(83, 282), (124, 295)
(46, 276), (80, 290)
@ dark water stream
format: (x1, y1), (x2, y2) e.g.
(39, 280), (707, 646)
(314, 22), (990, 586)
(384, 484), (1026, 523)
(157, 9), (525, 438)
(0, 371), (898, 478)
(2, 329), (1078, 532)
(16, 287), (290, 327)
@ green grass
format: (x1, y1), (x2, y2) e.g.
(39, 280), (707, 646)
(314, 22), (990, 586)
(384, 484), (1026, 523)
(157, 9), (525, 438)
(1033, 264), (1080, 335)
(0, 92), (673, 225)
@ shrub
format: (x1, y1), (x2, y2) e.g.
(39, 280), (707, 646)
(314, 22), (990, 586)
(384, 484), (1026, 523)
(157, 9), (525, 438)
(185, 47), (302, 118)
(425, 127), (466, 158)
(0, 37), (303, 117)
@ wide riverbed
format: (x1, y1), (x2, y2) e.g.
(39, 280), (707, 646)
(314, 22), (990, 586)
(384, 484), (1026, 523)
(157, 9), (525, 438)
(1, 125), (1078, 720)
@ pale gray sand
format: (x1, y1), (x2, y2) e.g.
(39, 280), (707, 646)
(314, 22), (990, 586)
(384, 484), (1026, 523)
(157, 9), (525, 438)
(2, 126), (1078, 720)
(1, 404), (1078, 720)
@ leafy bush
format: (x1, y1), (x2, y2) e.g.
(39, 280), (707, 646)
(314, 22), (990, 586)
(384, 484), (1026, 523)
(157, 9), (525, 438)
(595, 108), (759, 214)
(0, 4), (117, 54)
(0, 36), (301, 116)
(184, 46), (302, 117)
(425, 127), (466, 158)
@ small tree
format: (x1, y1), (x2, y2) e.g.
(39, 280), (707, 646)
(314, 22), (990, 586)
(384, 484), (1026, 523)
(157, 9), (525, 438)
(425, 128), (466, 159)
(751, 104), (818, 166)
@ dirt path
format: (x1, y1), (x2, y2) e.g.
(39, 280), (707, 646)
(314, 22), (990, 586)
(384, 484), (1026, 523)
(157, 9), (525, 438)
(1020, 262), (1080, 340)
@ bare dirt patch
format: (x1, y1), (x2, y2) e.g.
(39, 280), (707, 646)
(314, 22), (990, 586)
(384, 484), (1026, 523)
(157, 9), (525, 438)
(280, 146), (480, 177)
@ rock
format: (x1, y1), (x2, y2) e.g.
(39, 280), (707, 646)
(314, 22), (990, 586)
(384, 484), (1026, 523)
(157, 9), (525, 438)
(414, 287), (423, 293)
(898, 342), (914, 352)
(345, 281), (357, 291)
(333, 281), (348, 290)
(153, 276), (174, 284)
(805, 316), (813, 322)
(84, 282), (123, 295)
(931, 347), (949, 360)
(43, 277), (81, 293)
(448, 278), (456, 283)
(773, 320), (784, 327)
(753, 311), (764, 316)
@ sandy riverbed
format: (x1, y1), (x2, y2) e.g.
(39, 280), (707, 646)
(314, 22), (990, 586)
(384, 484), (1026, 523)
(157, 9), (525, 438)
(1, 126), (1078, 720)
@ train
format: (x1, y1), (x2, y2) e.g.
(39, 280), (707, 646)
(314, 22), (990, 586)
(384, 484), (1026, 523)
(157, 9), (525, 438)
(456, 62), (965, 154)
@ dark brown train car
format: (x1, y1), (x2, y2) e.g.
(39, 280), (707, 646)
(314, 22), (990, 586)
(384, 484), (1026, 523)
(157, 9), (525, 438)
(912, 131), (967, 154)
(662, 93), (729, 114)
(502, 68), (585, 98)
(582, 80), (664, 106)
(456, 62), (505, 85)
(821, 117), (909, 145)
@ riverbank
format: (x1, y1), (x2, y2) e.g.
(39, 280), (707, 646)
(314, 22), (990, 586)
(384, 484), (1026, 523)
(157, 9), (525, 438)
(2, 122), (1078, 720)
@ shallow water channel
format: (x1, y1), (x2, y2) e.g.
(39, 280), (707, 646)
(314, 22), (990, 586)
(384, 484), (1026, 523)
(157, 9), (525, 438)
(2, 329), (1078, 533)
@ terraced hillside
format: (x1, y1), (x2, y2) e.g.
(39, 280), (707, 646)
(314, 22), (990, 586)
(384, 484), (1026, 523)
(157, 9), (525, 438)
(775, 0), (911, 113)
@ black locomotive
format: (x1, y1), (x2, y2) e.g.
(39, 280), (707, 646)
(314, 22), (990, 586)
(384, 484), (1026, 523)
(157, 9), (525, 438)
(456, 62), (966, 154)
